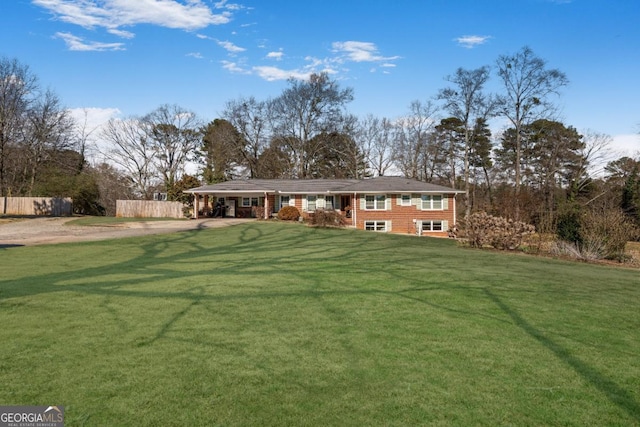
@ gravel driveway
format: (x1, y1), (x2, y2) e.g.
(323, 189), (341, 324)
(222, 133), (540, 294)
(0, 217), (254, 247)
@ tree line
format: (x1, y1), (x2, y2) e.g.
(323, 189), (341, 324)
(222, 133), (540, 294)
(1, 48), (638, 236)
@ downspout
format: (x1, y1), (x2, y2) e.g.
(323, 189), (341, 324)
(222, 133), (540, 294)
(453, 193), (457, 228)
(353, 192), (357, 229)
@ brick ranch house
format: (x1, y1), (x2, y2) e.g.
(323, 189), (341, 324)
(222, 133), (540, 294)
(185, 176), (464, 237)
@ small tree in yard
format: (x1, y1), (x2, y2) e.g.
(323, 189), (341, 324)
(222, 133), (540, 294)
(464, 211), (535, 250)
(578, 207), (639, 261)
(310, 210), (347, 228)
(277, 206), (300, 221)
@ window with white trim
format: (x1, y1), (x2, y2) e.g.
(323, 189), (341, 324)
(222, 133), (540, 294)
(400, 194), (411, 206)
(325, 195), (334, 209)
(365, 220), (388, 232)
(242, 197), (259, 207)
(365, 194), (386, 210)
(307, 195), (317, 211)
(279, 195), (290, 210)
(421, 194), (443, 210)
(421, 220), (444, 232)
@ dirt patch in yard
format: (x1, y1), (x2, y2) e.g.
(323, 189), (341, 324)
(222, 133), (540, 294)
(0, 217), (254, 247)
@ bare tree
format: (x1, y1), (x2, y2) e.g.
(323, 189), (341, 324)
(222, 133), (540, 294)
(578, 130), (613, 177)
(356, 114), (395, 177)
(142, 104), (202, 193)
(438, 66), (495, 217)
(101, 117), (155, 199)
(72, 107), (102, 171)
(496, 46), (568, 218)
(21, 89), (75, 195)
(0, 57), (38, 196)
(269, 72), (354, 178)
(222, 97), (270, 178)
(392, 100), (439, 181)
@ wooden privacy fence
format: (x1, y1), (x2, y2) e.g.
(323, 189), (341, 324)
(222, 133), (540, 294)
(1, 197), (73, 216)
(116, 200), (185, 218)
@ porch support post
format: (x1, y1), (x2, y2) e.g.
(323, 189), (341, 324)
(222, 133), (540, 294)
(353, 192), (357, 230)
(194, 193), (200, 219)
(264, 191), (269, 219)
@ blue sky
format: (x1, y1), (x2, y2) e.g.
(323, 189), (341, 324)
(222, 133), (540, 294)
(1, 0), (639, 157)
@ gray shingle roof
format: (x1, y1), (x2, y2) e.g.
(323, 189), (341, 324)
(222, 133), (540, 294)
(340, 176), (463, 193)
(185, 177), (463, 194)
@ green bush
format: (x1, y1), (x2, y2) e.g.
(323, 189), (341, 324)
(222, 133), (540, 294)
(556, 210), (582, 244)
(277, 206), (301, 221)
(310, 209), (346, 228)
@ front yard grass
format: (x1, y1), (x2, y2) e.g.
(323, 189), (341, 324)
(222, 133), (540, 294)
(1, 222), (639, 425)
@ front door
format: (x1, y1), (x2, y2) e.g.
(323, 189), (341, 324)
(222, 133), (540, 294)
(341, 195), (352, 217)
(225, 199), (236, 217)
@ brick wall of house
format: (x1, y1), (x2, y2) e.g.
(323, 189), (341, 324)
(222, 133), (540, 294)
(274, 192), (455, 236)
(351, 194), (456, 237)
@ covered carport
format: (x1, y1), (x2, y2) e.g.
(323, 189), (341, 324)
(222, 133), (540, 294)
(184, 181), (274, 220)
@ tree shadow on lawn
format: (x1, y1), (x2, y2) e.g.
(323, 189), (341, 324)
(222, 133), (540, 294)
(0, 223), (398, 303)
(483, 289), (640, 423)
(2, 222), (638, 422)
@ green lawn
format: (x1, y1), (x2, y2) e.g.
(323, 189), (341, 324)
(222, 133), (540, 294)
(1, 222), (639, 426)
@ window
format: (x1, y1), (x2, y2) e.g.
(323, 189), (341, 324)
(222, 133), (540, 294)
(365, 194), (386, 210)
(325, 195), (334, 209)
(421, 220), (444, 232)
(242, 197), (259, 207)
(307, 195), (317, 211)
(365, 220), (388, 232)
(400, 194), (411, 206)
(421, 194), (443, 210)
(279, 195), (290, 210)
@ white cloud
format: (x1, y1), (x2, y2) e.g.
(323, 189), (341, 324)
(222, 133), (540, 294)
(455, 35), (492, 48)
(331, 41), (399, 63)
(186, 52), (204, 59)
(266, 50), (284, 61)
(69, 106), (121, 126)
(55, 32), (125, 51)
(252, 66), (311, 82)
(34, 0), (239, 48)
(221, 60), (250, 74)
(107, 28), (135, 39)
(611, 134), (640, 156)
(217, 40), (245, 53)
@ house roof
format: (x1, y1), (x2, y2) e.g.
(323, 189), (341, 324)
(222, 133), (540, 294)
(185, 177), (464, 194)
(340, 176), (463, 193)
